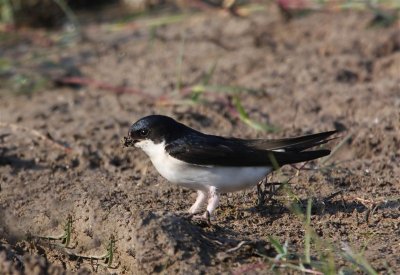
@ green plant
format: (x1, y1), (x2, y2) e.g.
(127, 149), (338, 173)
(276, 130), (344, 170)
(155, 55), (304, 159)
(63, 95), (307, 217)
(259, 151), (378, 274)
(233, 95), (279, 133)
(179, 62), (279, 132)
(33, 215), (73, 248)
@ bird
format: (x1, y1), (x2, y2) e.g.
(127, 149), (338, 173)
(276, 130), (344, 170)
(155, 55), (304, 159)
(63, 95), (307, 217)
(125, 115), (336, 222)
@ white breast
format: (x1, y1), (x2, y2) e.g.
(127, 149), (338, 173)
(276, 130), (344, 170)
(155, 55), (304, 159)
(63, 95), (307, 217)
(135, 140), (272, 193)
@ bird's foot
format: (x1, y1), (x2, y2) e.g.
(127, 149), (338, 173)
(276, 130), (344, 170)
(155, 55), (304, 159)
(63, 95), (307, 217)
(191, 211), (211, 226)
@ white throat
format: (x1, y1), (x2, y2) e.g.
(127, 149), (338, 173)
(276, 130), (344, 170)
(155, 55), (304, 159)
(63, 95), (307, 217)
(134, 139), (165, 159)
(135, 139), (189, 186)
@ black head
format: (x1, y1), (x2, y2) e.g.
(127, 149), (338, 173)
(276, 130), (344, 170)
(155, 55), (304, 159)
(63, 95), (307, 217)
(127, 115), (189, 145)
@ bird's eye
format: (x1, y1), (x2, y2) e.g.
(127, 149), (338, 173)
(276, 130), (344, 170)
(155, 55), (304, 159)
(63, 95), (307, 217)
(139, 128), (149, 137)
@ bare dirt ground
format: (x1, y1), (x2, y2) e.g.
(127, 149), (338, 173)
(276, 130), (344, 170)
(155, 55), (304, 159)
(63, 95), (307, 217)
(0, 4), (399, 274)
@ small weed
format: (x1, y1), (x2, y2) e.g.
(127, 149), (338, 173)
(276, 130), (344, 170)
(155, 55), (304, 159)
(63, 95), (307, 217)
(174, 60), (278, 132)
(304, 198), (312, 265)
(341, 243), (378, 275)
(232, 95), (278, 132)
(32, 215), (73, 248)
(320, 132), (352, 165)
(258, 150), (378, 274)
(368, 4), (399, 28)
(31, 224), (119, 270)
(53, 0), (80, 34)
(190, 61), (218, 102)
(69, 234), (118, 270)
(261, 202), (378, 274)
(8, 73), (49, 95)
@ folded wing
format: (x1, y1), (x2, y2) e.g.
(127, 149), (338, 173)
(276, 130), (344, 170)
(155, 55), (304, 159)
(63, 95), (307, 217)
(166, 131), (336, 167)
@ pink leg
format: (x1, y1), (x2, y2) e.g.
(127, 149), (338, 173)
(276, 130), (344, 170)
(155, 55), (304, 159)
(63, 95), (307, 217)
(189, 190), (207, 214)
(191, 187), (219, 225)
(205, 186), (220, 217)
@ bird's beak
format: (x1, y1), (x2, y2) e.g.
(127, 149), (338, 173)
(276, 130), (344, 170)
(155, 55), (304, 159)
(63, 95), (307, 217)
(123, 136), (136, 147)
(123, 131), (138, 147)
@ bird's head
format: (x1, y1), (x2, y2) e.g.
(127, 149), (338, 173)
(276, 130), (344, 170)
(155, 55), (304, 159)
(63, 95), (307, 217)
(124, 115), (185, 149)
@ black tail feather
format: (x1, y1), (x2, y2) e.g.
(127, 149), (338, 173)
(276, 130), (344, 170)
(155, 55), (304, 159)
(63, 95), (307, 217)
(271, 149), (331, 167)
(244, 130), (338, 152)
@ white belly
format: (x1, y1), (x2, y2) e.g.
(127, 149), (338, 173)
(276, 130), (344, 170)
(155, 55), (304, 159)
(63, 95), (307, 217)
(162, 163), (271, 193)
(135, 140), (272, 193)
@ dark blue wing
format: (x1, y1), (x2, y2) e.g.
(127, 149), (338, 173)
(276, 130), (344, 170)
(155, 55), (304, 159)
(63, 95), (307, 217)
(165, 132), (332, 167)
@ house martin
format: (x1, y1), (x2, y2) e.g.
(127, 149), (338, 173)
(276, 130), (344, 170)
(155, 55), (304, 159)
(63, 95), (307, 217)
(124, 115), (336, 222)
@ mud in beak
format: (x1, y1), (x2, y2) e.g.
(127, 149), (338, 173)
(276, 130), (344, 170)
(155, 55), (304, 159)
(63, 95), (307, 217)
(122, 136), (138, 147)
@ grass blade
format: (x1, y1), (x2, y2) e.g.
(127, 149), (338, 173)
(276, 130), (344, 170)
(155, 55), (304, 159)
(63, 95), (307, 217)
(202, 62), (218, 85)
(320, 132), (352, 165)
(191, 84), (265, 94)
(305, 198), (312, 264)
(233, 95), (278, 132)
(341, 243), (378, 275)
(268, 236), (286, 255)
(53, 0), (80, 34)
(191, 62), (218, 101)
